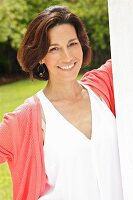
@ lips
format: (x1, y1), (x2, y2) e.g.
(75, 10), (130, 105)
(58, 63), (75, 70)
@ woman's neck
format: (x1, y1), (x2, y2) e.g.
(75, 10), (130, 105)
(43, 79), (83, 102)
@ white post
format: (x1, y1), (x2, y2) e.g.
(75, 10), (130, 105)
(108, 1), (133, 200)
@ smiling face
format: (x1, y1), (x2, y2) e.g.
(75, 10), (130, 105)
(42, 23), (83, 82)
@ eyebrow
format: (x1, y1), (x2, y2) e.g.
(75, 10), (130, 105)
(49, 38), (78, 47)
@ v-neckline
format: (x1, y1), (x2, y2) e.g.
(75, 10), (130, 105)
(39, 82), (94, 143)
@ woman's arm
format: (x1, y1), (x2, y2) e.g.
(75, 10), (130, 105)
(0, 112), (17, 163)
(0, 102), (31, 164)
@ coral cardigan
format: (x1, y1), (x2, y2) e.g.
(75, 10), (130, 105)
(0, 59), (115, 200)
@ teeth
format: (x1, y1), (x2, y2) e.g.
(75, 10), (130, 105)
(59, 64), (74, 70)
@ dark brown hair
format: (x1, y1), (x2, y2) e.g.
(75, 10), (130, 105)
(17, 5), (92, 80)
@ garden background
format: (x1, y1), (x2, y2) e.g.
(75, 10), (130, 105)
(0, 0), (110, 199)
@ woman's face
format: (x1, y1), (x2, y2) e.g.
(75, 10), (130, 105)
(42, 23), (83, 82)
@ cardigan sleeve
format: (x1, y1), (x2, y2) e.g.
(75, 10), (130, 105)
(81, 59), (116, 116)
(0, 101), (33, 164)
(0, 112), (17, 163)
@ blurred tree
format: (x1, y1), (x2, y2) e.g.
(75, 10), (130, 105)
(63, 0), (110, 68)
(0, 0), (110, 76)
(0, 0), (29, 75)
(0, 0), (28, 47)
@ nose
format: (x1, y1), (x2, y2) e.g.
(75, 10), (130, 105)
(61, 48), (73, 63)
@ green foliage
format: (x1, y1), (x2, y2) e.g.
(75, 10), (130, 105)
(63, 0), (110, 66)
(0, 0), (110, 74)
(0, 0), (109, 49)
(0, 0), (28, 47)
(0, 0), (63, 48)
(64, 0), (109, 50)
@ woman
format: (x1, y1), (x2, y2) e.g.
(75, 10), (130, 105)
(0, 5), (123, 200)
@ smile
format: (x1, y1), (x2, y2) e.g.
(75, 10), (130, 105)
(58, 63), (75, 70)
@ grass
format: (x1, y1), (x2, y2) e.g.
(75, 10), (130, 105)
(0, 79), (46, 200)
(0, 75), (82, 199)
(0, 79), (46, 121)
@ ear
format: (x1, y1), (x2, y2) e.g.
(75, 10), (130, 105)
(39, 57), (46, 65)
(42, 57), (46, 65)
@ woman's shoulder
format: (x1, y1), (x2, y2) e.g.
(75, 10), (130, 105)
(16, 95), (40, 113)
(80, 59), (115, 116)
(1, 95), (40, 126)
(81, 59), (112, 81)
(81, 59), (113, 91)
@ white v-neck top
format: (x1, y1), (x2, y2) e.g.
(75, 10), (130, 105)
(37, 83), (123, 200)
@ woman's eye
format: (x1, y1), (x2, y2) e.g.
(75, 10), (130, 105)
(69, 42), (78, 47)
(49, 47), (59, 53)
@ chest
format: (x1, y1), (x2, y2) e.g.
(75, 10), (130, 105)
(40, 89), (122, 200)
(51, 95), (92, 140)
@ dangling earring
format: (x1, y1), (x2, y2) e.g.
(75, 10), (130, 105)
(37, 63), (45, 78)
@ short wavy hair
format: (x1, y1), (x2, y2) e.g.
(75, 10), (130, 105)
(17, 5), (92, 80)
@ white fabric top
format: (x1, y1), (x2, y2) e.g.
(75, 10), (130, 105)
(37, 82), (123, 200)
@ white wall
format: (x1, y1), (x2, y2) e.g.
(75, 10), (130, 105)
(108, 1), (133, 200)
